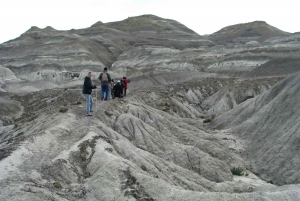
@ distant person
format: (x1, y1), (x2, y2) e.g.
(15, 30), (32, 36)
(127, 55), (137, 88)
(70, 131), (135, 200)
(82, 72), (97, 116)
(98, 67), (111, 100)
(120, 79), (125, 95)
(110, 79), (115, 98)
(122, 76), (130, 96)
(113, 80), (123, 99)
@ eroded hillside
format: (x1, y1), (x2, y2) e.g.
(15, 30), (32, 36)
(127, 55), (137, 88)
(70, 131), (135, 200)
(1, 75), (300, 200)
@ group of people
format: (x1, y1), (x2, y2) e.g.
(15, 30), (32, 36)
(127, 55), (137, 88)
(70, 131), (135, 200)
(82, 67), (130, 116)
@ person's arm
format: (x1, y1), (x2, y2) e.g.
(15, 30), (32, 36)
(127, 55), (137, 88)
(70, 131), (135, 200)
(108, 73), (112, 83)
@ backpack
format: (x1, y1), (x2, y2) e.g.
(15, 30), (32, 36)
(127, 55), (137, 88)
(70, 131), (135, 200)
(101, 72), (108, 82)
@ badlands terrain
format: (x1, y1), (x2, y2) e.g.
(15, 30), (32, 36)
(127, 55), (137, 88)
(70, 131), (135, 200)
(0, 15), (300, 200)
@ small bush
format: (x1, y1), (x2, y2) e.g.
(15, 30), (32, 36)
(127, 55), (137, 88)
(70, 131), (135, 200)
(59, 107), (68, 113)
(203, 117), (212, 123)
(141, 165), (147, 171)
(231, 167), (244, 176)
(162, 106), (170, 112)
(53, 181), (62, 188)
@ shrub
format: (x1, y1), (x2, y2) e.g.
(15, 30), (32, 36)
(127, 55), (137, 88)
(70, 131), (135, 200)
(53, 181), (62, 188)
(203, 117), (212, 123)
(59, 107), (68, 113)
(231, 167), (244, 176)
(162, 106), (170, 112)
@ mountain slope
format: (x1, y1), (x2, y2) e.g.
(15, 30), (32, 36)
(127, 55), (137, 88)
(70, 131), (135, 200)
(211, 71), (300, 185)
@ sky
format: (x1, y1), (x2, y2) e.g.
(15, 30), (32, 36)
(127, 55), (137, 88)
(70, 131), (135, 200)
(0, 0), (299, 44)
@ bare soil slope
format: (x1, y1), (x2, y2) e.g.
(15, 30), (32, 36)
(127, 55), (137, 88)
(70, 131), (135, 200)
(211, 71), (300, 185)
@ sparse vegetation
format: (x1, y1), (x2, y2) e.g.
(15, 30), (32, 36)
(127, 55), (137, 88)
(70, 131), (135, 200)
(176, 93), (184, 98)
(59, 107), (68, 113)
(203, 117), (212, 123)
(53, 181), (62, 188)
(162, 106), (170, 112)
(231, 167), (244, 176)
(159, 102), (165, 106)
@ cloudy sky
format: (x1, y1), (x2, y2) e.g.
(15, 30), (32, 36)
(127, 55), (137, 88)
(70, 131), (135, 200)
(1, 0), (299, 44)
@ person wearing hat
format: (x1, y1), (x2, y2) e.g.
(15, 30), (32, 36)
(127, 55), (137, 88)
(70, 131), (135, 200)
(113, 80), (123, 99)
(122, 76), (130, 96)
(98, 67), (112, 100)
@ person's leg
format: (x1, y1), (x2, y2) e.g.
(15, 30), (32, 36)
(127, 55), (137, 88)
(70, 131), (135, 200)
(124, 88), (127, 96)
(115, 91), (119, 98)
(108, 86), (111, 100)
(84, 94), (90, 114)
(89, 95), (93, 111)
(101, 85), (105, 100)
(111, 89), (115, 99)
(104, 85), (109, 100)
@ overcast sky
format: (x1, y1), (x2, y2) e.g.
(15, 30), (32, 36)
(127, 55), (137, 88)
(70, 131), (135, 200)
(1, 0), (299, 44)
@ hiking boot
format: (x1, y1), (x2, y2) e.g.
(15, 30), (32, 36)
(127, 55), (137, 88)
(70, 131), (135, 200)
(86, 113), (93, 116)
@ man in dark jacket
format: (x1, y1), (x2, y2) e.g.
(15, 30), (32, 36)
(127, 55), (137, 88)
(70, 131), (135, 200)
(98, 67), (112, 100)
(113, 80), (123, 99)
(82, 72), (97, 116)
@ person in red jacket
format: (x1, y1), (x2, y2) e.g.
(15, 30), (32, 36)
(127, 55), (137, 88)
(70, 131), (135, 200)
(122, 76), (130, 96)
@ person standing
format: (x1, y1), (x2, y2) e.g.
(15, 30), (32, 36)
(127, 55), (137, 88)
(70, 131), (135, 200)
(122, 76), (130, 96)
(110, 79), (115, 99)
(120, 79), (125, 96)
(98, 67), (112, 100)
(82, 72), (97, 116)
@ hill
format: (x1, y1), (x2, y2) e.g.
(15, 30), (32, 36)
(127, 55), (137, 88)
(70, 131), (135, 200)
(207, 21), (290, 44)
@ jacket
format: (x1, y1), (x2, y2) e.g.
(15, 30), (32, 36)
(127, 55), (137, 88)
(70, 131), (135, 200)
(82, 76), (96, 94)
(113, 83), (123, 97)
(123, 78), (130, 89)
